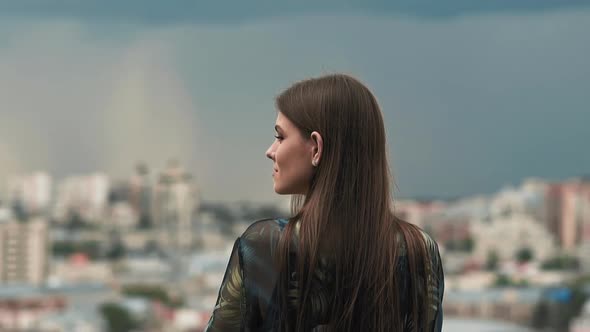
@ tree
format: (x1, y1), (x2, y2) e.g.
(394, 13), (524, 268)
(485, 250), (499, 271)
(515, 247), (534, 264)
(100, 302), (140, 332)
(461, 237), (474, 252)
(137, 213), (153, 230)
(494, 274), (512, 287)
(541, 255), (580, 271)
(444, 236), (474, 253)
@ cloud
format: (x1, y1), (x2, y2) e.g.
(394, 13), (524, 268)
(0, 0), (588, 25)
(1, 9), (589, 203)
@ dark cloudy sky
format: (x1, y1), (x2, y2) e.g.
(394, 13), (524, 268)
(0, 1), (589, 203)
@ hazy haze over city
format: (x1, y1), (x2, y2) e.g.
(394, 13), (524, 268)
(1, 1), (589, 203)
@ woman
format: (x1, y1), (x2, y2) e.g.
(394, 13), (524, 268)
(205, 74), (444, 331)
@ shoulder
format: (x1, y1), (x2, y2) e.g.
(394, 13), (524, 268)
(418, 228), (444, 277)
(240, 218), (288, 239)
(238, 218), (289, 251)
(419, 229), (440, 255)
(397, 222), (442, 271)
(237, 218), (288, 269)
(413, 227), (441, 259)
(395, 222), (440, 254)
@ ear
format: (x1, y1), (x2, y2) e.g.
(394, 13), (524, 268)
(310, 131), (323, 167)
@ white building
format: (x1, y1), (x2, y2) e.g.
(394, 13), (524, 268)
(490, 185), (533, 217)
(520, 178), (550, 220)
(7, 172), (52, 215)
(0, 218), (49, 285)
(472, 212), (556, 264)
(53, 174), (109, 224)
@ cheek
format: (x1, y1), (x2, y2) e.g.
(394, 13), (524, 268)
(276, 144), (303, 171)
(276, 153), (291, 175)
(279, 151), (312, 181)
(276, 148), (301, 178)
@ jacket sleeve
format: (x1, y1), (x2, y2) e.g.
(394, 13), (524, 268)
(432, 270), (444, 332)
(431, 242), (445, 332)
(204, 238), (245, 332)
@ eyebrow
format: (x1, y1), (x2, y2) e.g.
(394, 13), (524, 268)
(274, 125), (284, 132)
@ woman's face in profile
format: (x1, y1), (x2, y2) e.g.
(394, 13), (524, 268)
(266, 112), (315, 195)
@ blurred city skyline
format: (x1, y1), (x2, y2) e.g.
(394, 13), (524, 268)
(1, 1), (589, 204)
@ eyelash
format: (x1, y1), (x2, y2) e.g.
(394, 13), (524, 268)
(274, 135), (284, 141)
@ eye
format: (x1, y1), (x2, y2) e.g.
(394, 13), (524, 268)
(274, 134), (284, 141)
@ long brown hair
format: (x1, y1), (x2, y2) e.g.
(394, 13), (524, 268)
(273, 74), (432, 331)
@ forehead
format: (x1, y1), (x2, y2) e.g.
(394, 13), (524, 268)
(275, 112), (296, 131)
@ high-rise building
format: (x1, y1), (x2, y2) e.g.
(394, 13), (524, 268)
(7, 172), (52, 216)
(0, 218), (49, 285)
(153, 161), (199, 252)
(129, 163), (153, 229)
(546, 179), (590, 251)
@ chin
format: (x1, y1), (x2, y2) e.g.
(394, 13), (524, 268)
(274, 186), (289, 195)
(274, 184), (306, 195)
(274, 183), (293, 195)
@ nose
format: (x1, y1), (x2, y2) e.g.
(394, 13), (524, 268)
(266, 142), (276, 161)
